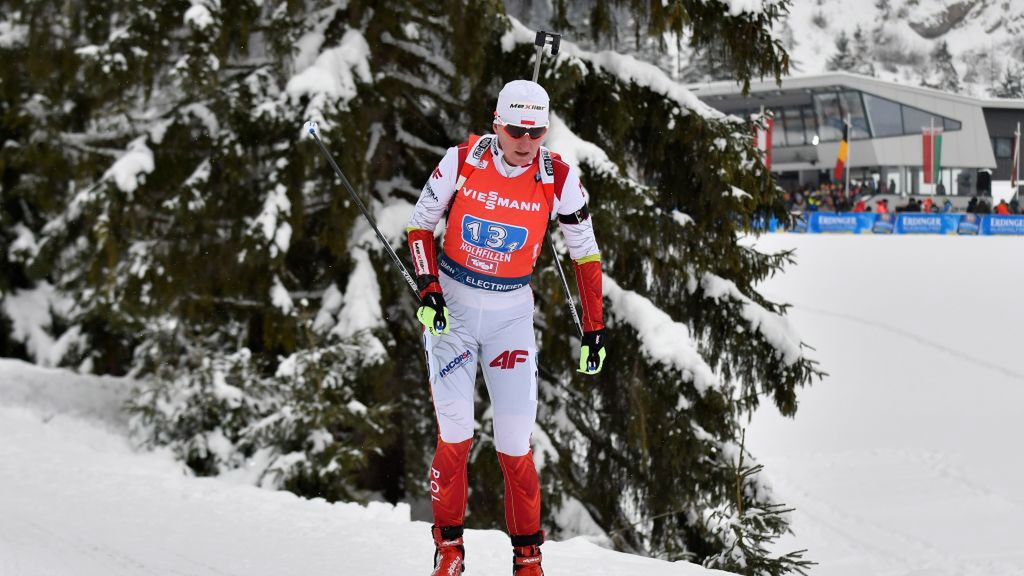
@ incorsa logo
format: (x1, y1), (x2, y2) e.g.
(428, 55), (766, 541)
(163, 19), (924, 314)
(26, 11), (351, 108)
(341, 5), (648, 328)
(439, 350), (472, 378)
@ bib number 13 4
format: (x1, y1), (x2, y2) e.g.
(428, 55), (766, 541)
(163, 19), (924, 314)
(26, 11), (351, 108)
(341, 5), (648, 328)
(461, 215), (529, 253)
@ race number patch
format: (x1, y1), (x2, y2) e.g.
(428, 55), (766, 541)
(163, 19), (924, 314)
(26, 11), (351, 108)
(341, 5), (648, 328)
(460, 215), (528, 254)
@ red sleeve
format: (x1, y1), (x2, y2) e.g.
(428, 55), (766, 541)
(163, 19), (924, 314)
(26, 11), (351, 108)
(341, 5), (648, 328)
(407, 228), (441, 296)
(552, 153), (569, 201)
(574, 259), (604, 332)
(407, 135), (480, 298)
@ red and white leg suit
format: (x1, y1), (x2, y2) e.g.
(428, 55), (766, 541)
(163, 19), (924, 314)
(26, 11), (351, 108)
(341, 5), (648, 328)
(426, 275), (542, 536)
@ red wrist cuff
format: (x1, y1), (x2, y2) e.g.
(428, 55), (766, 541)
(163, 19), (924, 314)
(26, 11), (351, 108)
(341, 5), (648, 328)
(408, 228), (439, 278)
(574, 259), (604, 333)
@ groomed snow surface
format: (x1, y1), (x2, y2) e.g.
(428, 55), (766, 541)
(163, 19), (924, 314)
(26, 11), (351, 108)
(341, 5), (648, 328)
(748, 235), (1024, 576)
(3, 234), (1024, 575)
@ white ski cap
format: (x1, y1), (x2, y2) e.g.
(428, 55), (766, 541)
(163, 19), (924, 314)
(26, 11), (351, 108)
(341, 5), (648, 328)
(494, 80), (549, 127)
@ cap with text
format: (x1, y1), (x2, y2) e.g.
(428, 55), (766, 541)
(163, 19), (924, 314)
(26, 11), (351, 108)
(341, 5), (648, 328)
(495, 80), (549, 128)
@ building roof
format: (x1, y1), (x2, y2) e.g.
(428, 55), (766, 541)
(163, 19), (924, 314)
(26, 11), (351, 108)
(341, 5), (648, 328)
(685, 71), (1024, 110)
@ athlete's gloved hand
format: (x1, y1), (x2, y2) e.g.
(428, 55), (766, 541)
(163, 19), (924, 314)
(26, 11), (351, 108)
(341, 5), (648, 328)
(417, 292), (451, 336)
(578, 329), (606, 374)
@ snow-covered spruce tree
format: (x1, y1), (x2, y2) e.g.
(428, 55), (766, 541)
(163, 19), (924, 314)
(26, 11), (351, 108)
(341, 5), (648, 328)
(0, 3), (87, 362)
(994, 62), (1024, 99)
(850, 26), (876, 77)
(24, 0), (405, 499)
(702, 432), (814, 575)
(6, 0), (820, 569)
(513, 31), (819, 564)
(826, 31), (855, 73)
(548, 0), (791, 93)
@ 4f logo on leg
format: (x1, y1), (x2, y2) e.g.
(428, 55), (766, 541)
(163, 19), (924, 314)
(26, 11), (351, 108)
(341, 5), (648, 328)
(490, 350), (528, 370)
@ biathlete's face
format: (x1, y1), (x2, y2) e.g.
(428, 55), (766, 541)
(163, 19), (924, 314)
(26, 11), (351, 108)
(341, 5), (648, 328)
(493, 122), (547, 166)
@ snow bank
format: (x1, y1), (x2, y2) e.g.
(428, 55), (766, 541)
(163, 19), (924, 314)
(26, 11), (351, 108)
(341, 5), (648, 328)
(0, 358), (133, 429)
(0, 356), (735, 576)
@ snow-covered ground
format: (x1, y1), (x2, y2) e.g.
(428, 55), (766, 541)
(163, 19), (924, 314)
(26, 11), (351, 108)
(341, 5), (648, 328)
(4, 234), (1024, 575)
(748, 234), (1024, 576)
(0, 366), (726, 574)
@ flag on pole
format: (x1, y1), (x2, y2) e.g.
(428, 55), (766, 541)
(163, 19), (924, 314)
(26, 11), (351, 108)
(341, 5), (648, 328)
(754, 115), (773, 170)
(922, 127), (943, 184)
(833, 120), (848, 181)
(1012, 123), (1020, 190)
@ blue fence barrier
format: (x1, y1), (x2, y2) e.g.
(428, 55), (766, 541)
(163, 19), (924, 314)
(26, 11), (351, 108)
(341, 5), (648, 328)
(781, 213), (1024, 235)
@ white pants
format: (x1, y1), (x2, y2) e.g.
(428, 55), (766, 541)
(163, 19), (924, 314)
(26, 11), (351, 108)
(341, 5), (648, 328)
(424, 273), (538, 456)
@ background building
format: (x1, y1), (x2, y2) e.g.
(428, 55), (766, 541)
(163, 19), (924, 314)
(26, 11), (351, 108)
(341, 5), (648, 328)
(689, 72), (1024, 199)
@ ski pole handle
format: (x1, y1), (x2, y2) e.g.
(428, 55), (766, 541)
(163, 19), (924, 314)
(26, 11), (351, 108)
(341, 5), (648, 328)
(532, 31), (561, 83)
(305, 122), (422, 303)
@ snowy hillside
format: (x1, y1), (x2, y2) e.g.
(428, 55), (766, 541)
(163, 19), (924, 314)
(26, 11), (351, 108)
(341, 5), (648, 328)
(4, 234), (1024, 574)
(783, 0), (1024, 96)
(508, 0), (1024, 97)
(0, 360), (732, 575)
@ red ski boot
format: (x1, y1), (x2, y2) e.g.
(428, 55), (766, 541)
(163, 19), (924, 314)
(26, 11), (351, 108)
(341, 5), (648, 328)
(431, 525), (465, 576)
(511, 531), (544, 576)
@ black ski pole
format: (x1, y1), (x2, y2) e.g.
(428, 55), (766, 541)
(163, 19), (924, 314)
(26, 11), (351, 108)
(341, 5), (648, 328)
(305, 122), (422, 303)
(532, 31), (583, 338)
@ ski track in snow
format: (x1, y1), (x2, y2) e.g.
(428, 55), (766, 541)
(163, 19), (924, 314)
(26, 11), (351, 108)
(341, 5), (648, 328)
(764, 300), (1024, 382)
(748, 234), (1024, 576)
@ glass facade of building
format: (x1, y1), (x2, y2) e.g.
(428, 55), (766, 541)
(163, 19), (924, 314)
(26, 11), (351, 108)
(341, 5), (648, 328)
(765, 90), (962, 148)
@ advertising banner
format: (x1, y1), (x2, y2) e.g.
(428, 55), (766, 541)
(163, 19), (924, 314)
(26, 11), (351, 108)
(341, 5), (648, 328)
(811, 213), (861, 233)
(783, 213), (1024, 235)
(983, 215), (1024, 235)
(896, 214), (945, 234)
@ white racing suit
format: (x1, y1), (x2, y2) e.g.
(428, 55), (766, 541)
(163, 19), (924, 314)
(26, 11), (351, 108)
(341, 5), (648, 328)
(406, 134), (603, 539)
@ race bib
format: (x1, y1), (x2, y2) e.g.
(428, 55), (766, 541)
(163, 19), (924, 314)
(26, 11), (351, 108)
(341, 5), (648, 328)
(460, 215), (528, 254)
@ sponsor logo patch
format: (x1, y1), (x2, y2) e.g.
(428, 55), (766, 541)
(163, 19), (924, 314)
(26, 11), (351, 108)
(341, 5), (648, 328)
(489, 349), (529, 370)
(466, 255), (499, 275)
(471, 137), (490, 163)
(423, 182), (438, 202)
(439, 350), (473, 379)
(412, 240), (431, 275)
(509, 102), (547, 111)
(460, 187), (543, 212)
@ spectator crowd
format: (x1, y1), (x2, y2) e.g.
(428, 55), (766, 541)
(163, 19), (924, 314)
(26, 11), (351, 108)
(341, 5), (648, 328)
(783, 182), (1022, 216)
